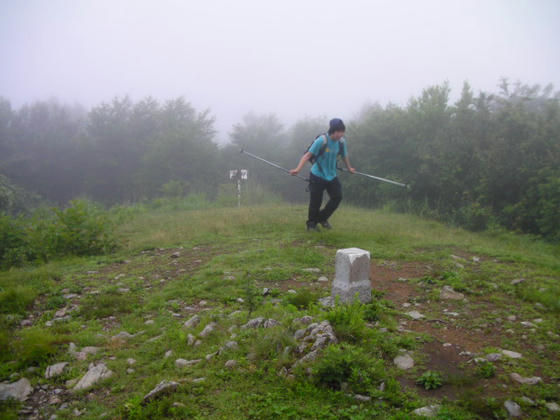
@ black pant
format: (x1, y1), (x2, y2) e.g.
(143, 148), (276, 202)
(307, 172), (342, 226)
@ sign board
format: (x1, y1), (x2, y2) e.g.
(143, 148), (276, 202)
(229, 169), (248, 180)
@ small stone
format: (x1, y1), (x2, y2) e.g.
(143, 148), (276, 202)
(287, 289), (297, 294)
(485, 353), (502, 362)
(199, 300), (207, 306)
(406, 310), (424, 320)
(164, 350), (172, 358)
(170, 252), (181, 258)
(412, 405), (441, 417)
(507, 315), (517, 321)
(127, 358), (136, 365)
(224, 341), (239, 350)
(175, 358), (201, 368)
(520, 396), (535, 405)
(440, 285), (464, 300)
(192, 377), (205, 383)
(187, 334), (195, 346)
(111, 331), (135, 341)
(318, 296), (334, 307)
(317, 276), (328, 282)
(145, 319), (154, 325)
(126, 368), (134, 374)
(510, 278), (525, 285)
(502, 350), (522, 359)
(199, 322), (217, 337)
(442, 343), (452, 348)
(81, 346), (100, 355)
(118, 288), (130, 293)
(504, 400), (521, 417)
(0, 378), (33, 401)
(87, 271), (98, 275)
(353, 394), (371, 401)
(520, 321), (536, 328)
(545, 402), (560, 412)
(510, 373), (542, 385)
(143, 380), (179, 403)
(225, 360), (237, 368)
(73, 363), (113, 391)
(393, 354), (414, 370)
(183, 315), (200, 329)
(45, 362), (69, 379)
(302, 268), (320, 273)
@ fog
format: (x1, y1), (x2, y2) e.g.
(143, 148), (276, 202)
(2, 0), (559, 142)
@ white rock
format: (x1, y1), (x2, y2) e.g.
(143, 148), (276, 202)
(317, 276), (328, 282)
(73, 363), (113, 391)
(520, 396), (535, 405)
(175, 359), (201, 368)
(45, 362), (69, 379)
(504, 400), (521, 417)
(145, 319), (154, 325)
(0, 378), (33, 401)
(81, 346), (100, 355)
(127, 358), (136, 365)
(510, 278), (525, 285)
(183, 315), (200, 329)
(406, 310), (425, 320)
(143, 380), (179, 403)
(545, 402), (560, 412)
(302, 268), (320, 273)
(225, 360), (237, 368)
(440, 285), (464, 300)
(412, 405), (441, 417)
(502, 350), (522, 359)
(199, 322), (217, 337)
(393, 354), (414, 370)
(510, 373), (542, 385)
(485, 353), (502, 362)
(187, 334), (195, 346)
(164, 350), (172, 358)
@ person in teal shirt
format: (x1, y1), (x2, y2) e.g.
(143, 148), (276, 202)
(290, 118), (356, 231)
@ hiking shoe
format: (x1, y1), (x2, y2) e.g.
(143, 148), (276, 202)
(320, 221), (332, 230)
(307, 223), (320, 232)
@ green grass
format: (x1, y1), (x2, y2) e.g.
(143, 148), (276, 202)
(1, 204), (559, 419)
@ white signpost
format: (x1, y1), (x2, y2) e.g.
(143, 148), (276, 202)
(229, 169), (248, 207)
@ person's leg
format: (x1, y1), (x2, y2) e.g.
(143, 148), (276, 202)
(317, 177), (342, 223)
(307, 174), (326, 228)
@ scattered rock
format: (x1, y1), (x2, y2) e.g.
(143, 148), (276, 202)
(145, 319), (154, 325)
(545, 402), (560, 412)
(225, 360), (237, 368)
(406, 310), (425, 320)
(45, 362), (69, 379)
(241, 317), (278, 329)
(510, 373), (542, 385)
(318, 296), (334, 307)
(111, 331), (135, 341)
(317, 276), (328, 282)
(440, 285), (464, 300)
(82, 346), (101, 355)
(485, 353), (502, 362)
(199, 322), (218, 337)
(192, 377), (205, 383)
(510, 278), (525, 285)
(302, 268), (320, 273)
(520, 321), (537, 328)
(507, 315), (517, 321)
(73, 363), (113, 391)
(127, 358), (136, 365)
(0, 378), (33, 401)
(293, 316), (314, 325)
(353, 394), (371, 402)
(170, 252), (181, 258)
(223, 341), (238, 351)
(504, 400), (522, 417)
(520, 396), (535, 405)
(502, 350), (522, 359)
(164, 350), (172, 358)
(183, 315), (200, 329)
(412, 405), (441, 417)
(394, 353), (414, 370)
(187, 334), (196, 346)
(175, 359), (201, 368)
(143, 380), (179, 403)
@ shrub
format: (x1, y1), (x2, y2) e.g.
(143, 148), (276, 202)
(475, 361), (496, 378)
(284, 289), (319, 310)
(0, 214), (31, 269)
(14, 328), (63, 367)
(313, 344), (384, 392)
(325, 298), (369, 343)
(416, 370), (444, 390)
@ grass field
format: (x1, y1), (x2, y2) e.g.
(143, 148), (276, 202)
(1, 204), (559, 419)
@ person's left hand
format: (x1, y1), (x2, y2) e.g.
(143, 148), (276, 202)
(349, 167), (356, 174)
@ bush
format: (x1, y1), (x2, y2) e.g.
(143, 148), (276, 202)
(0, 214), (31, 269)
(325, 298), (369, 343)
(284, 289), (319, 310)
(416, 370), (444, 390)
(313, 344), (384, 392)
(475, 361), (496, 378)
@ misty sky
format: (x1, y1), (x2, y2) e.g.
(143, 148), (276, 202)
(2, 0), (559, 142)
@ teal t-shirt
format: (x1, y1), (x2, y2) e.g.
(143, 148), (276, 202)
(309, 134), (347, 181)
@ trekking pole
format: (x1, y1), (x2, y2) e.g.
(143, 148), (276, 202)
(337, 166), (409, 189)
(240, 149), (309, 182)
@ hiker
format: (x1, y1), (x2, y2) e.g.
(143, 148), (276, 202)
(289, 118), (356, 231)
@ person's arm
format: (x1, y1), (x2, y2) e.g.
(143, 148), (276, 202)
(290, 152), (313, 175)
(341, 141), (356, 174)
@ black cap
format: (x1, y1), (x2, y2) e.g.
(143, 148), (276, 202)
(329, 118), (345, 133)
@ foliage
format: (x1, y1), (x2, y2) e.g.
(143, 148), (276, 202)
(475, 361), (496, 378)
(416, 370), (444, 390)
(284, 288), (319, 310)
(325, 298), (369, 343)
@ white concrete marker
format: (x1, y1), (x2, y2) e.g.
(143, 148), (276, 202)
(331, 248), (372, 304)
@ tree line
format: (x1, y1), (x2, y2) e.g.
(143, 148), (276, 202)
(0, 79), (558, 241)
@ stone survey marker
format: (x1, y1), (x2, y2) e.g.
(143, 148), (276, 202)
(331, 248), (372, 303)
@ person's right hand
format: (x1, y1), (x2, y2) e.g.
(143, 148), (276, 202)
(289, 168), (299, 176)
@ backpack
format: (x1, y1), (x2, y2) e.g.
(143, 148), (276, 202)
(306, 133), (345, 164)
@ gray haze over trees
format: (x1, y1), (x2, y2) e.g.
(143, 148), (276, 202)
(1, 0), (559, 141)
